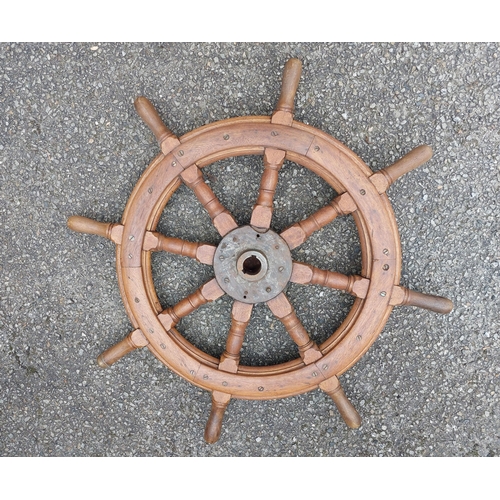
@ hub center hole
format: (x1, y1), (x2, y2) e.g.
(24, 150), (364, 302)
(242, 255), (262, 276)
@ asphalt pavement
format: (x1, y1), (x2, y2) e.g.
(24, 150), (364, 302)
(1, 42), (499, 458)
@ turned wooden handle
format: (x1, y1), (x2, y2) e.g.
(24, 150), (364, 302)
(330, 385), (362, 429)
(204, 405), (225, 444)
(384, 145), (433, 184)
(275, 58), (302, 114)
(204, 392), (231, 444)
(67, 215), (112, 239)
(97, 336), (136, 368)
(405, 289), (453, 314)
(134, 96), (175, 145)
(320, 376), (361, 429)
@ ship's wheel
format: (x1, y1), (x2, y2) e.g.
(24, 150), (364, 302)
(68, 59), (453, 443)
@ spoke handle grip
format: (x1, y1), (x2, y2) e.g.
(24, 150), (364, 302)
(204, 392), (231, 444)
(320, 376), (361, 429)
(405, 289), (453, 314)
(67, 215), (112, 239)
(275, 58), (302, 115)
(134, 96), (175, 145)
(384, 145), (433, 184)
(97, 336), (136, 368)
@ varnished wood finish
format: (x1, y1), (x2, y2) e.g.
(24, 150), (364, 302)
(143, 232), (215, 265)
(204, 391), (231, 444)
(390, 286), (453, 314)
(281, 192), (356, 249)
(159, 279), (225, 331)
(181, 165), (238, 236)
(267, 293), (322, 364)
(250, 148), (286, 230)
(370, 145), (433, 193)
(319, 376), (361, 429)
(97, 329), (148, 368)
(134, 96), (180, 154)
(272, 58), (302, 125)
(290, 262), (370, 298)
(219, 301), (253, 373)
(67, 58), (453, 443)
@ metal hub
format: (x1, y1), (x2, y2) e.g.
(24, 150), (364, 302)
(213, 225), (292, 304)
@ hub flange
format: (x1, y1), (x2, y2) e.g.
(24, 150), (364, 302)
(213, 225), (293, 304)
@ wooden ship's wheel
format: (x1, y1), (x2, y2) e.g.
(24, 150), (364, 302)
(68, 59), (453, 443)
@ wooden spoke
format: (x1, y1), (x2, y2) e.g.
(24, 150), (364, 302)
(390, 286), (453, 314)
(250, 148), (286, 231)
(219, 301), (253, 373)
(67, 216), (123, 244)
(291, 262), (369, 299)
(181, 164), (238, 237)
(97, 329), (149, 368)
(319, 376), (361, 429)
(143, 231), (215, 265)
(204, 390), (231, 444)
(159, 278), (225, 331)
(271, 58), (302, 126)
(266, 293), (322, 364)
(370, 145), (433, 194)
(134, 96), (180, 154)
(280, 192), (356, 250)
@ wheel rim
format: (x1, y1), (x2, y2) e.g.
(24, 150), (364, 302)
(116, 117), (399, 398)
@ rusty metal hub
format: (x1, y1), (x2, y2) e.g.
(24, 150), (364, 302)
(67, 58), (453, 444)
(214, 226), (292, 304)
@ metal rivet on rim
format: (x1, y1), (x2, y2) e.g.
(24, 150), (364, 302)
(128, 254), (132, 259)
(383, 248), (390, 255)
(314, 145), (320, 151)
(148, 187), (153, 194)
(383, 264), (390, 270)
(171, 161), (177, 167)
(224, 277), (230, 283)
(312, 371), (318, 377)
(129, 235), (135, 241)
(357, 335), (362, 341)
(178, 150), (184, 156)
(360, 189), (366, 195)
(380, 291), (387, 297)
(190, 370), (195, 376)
(160, 343), (166, 349)
(322, 364), (328, 371)
(278, 266), (284, 272)
(222, 381), (228, 386)
(223, 134), (230, 140)
(271, 131), (278, 136)
(258, 386), (264, 392)
(134, 297), (140, 303)
(203, 374), (209, 380)
(266, 287), (271, 293)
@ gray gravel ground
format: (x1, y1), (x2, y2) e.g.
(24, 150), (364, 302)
(1, 42), (499, 458)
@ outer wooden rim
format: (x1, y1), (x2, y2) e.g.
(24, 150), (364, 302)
(115, 116), (401, 400)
